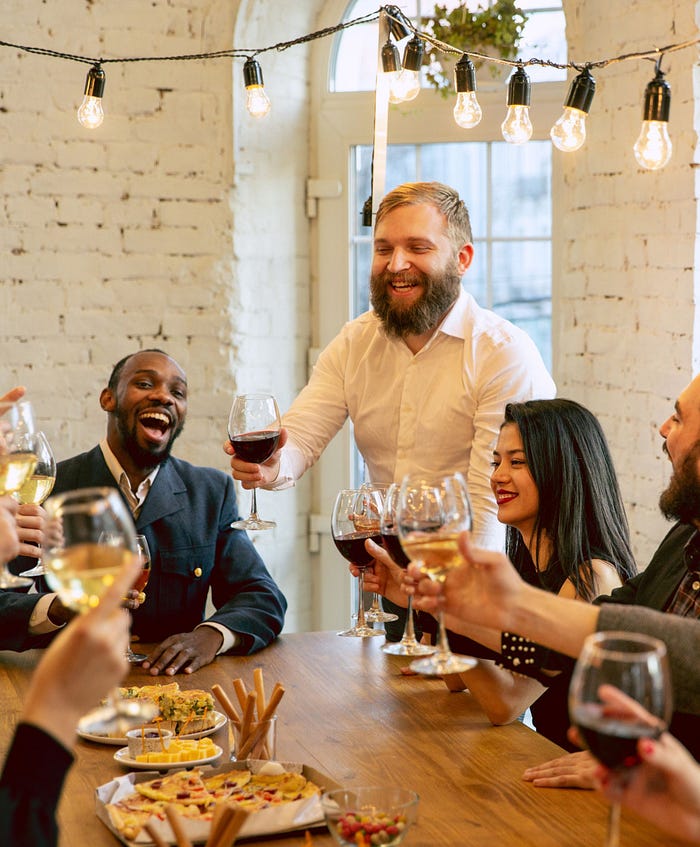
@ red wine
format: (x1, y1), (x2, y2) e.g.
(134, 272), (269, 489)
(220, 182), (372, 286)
(572, 704), (660, 770)
(381, 532), (411, 568)
(229, 431), (280, 463)
(333, 531), (380, 567)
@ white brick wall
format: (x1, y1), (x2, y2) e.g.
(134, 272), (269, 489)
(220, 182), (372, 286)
(1, 0), (698, 630)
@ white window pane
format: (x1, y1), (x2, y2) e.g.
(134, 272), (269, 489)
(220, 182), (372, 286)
(491, 141), (551, 238)
(517, 9), (567, 83)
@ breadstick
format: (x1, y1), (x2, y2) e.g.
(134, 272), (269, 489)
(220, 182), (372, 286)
(232, 677), (248, 713)
(143, 822), (169, 847)
(253, 667), (266, 719)
(236, 718), (270, 760)
(204, 803), (230, 847)
(237, 690), (257, 753)
(211, 807), (249, 847)
(259, 682), (285, 723)
(164, 804), (193, 847)
(212, 684), (242, 728)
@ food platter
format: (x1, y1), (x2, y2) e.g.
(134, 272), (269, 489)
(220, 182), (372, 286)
(113, 744), (224, 771)
(78, 710), (227, 746)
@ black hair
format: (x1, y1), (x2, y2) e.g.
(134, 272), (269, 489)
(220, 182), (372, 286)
(502, 398), (637, 601)
(107, 349), (170, 392)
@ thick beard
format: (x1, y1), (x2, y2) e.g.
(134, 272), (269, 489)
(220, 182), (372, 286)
(659, 443), (700, 523)
(370, 266), (461, 338)
(114, 404), (184, 470)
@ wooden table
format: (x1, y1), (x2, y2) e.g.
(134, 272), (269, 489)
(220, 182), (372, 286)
(0, 631), (681, 846)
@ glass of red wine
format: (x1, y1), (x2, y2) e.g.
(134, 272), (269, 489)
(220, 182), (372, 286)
(331, 487), (384, 638)
(228, 393), (281, 531)
(359, 482), (397, 627)
(380, 482), (435, 657)
(569, 631), (672, 847)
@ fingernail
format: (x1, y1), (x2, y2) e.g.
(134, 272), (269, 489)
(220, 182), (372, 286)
(640, 739), (655, 756)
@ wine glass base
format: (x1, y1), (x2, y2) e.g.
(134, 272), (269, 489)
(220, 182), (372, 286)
(19, 565), (45, 578)
(365, 610), (399, 623)
(337, 625), (385, 638)
(382, 640), (436, 656)
(231, 517), (276, 531)
(409, 653), (477, 676)
(0, 574), (33, 590)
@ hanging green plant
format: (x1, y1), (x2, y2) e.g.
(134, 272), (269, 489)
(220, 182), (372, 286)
(421, 0), (529, 96)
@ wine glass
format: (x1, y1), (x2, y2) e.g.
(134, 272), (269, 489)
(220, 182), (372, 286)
(397, 472), (477, 675)
(380, 482), (435, 657)
(569, 631), (672, 847)
(359, 483), (398, 626)
(331, 488), (384, 637)
(228, 393), (281, 530)
(42, 487), (158, 732)
(15, 431), (57, 580)
(125, 534), (151, 663)
(0, 400), (37, 590)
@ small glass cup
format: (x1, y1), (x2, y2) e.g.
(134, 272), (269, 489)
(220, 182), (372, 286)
(126, 726), (174, 758)
(231, 715), (277, 762)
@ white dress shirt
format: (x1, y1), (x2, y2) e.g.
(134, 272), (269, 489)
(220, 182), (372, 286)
(272, 287), (555, 550)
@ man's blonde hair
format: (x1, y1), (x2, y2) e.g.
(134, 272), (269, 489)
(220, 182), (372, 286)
(375, 182), (473, 250)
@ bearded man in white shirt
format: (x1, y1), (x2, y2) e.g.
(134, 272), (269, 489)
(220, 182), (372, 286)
(227, 181), (555, 556)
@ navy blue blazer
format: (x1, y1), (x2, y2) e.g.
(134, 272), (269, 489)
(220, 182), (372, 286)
(49, 446), (287, 653)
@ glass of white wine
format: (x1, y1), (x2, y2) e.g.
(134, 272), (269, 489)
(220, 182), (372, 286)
(42, 487), (158, 732)
(16, 431), (57, 580)
(0, 400), (37, 590)
(397, 472), (477, 676)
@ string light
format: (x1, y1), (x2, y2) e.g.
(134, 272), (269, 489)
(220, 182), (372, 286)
(381, 40), (405, 105)
(634, 64), (672, 170)
(77, 64), (105, 129)
(453, 54), (482, 129)
(550, 67), (596, 152)
(0, 8), (698, 171)
(391, 35), (424, 103)
(243, 57), (271, 119)
(501, 66), (532, 144)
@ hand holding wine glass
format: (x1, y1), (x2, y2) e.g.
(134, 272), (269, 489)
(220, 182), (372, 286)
(569, 631), (672, 847)
(228, 393), (281, 530)
(42, 487), (158, 732)
(331, 487), (384, 638)
(15, 431), (56, 580)
(397, 472), (476, 675)
(125, 534), (151, 663)
(0, 400), (37, 589)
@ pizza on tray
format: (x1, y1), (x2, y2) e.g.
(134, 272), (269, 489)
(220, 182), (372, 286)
(105, 767), (322, 841)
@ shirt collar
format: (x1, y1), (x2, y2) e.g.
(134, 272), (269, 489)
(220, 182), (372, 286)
(434, 286), (472, 340)
(99, 438), (160, 516)
(683, 528), (700, 574)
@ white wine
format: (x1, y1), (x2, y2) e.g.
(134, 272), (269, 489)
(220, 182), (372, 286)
(15, 473), (55, 505)
(0, 452), (37, 496)
(43, 542), (133, 613)
(401, 532), (462, 581)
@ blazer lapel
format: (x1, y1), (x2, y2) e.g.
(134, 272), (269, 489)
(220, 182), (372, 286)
(136, 459), (187, 528)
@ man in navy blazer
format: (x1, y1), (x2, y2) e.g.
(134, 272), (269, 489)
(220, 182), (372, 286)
(45, 349), (287, 675)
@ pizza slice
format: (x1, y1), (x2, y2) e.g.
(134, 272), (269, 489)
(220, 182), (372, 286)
(135, 768), (210, 805)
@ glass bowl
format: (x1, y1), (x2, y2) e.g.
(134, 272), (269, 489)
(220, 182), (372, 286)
(321, 786), (419, 846)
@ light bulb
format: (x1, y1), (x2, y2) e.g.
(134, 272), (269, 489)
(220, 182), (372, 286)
(550, 68), (596, 153)
(550, 106), (587, 152)
(454, 92), (482, 129)
(77, 65), (105, 130)
(391, 69), (421, 102)
(502, 67), (532, 144)
(633, 67), (672, 171)
(634, 121), (672, 170)
(501, 105), (533, 144)
(243, 57), (271, 119)
(381, 40), (405, 104)
(245, 85), (271, 119)
(453, 55), (481, 129)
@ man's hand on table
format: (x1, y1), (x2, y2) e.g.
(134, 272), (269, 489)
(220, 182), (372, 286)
(142, 627), (224, 676)
(522, 749), (597, 789)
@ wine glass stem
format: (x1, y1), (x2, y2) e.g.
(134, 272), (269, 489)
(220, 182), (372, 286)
(249, 487), (259, 519)
(356, 569), (368, 629)
(435, 609), (453, 658)
(401, 594), (418, 644)
(605, 802), (620, 847)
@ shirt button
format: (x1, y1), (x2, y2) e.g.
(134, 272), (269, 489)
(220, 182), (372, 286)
(693, 580), (700, 591)
(194, 567), (202, 578)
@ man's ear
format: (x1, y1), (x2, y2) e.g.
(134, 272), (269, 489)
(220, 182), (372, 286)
(100, 387), (116, 412)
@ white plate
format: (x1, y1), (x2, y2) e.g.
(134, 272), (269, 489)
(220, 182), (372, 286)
(77, 710), (227, 746)
(113, 743), (224, 771)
